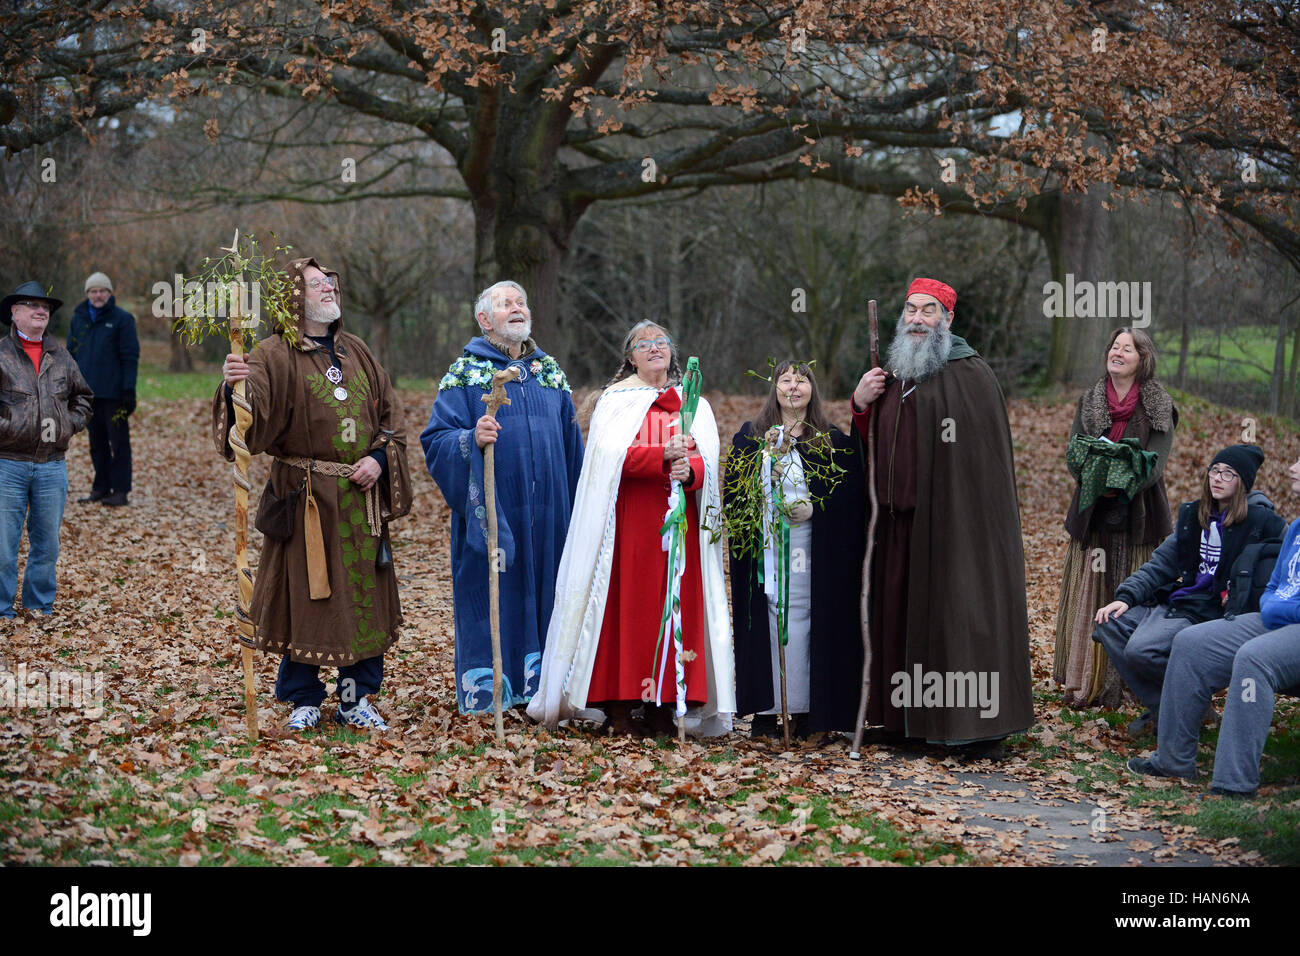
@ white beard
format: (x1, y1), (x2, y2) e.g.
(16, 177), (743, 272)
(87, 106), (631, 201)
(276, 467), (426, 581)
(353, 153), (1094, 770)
(888, 318), (952, 382)
(498, 314), (531, 344)
(306, 298), (341, 326)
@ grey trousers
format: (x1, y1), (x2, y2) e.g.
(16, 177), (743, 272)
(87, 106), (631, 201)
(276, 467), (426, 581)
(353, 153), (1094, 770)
(1151, 613), (1300, 793)
(1093, 603), (1197, 719)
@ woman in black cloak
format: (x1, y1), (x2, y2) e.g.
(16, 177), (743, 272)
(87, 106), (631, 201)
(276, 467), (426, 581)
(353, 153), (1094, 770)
(728, 361), (867, 739)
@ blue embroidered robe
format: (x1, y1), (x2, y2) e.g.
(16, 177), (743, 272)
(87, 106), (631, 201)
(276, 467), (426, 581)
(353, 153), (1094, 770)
(420, 337), (585, 713)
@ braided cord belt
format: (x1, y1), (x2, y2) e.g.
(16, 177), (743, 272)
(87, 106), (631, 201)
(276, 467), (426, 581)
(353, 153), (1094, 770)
(275, 456), (382, 537)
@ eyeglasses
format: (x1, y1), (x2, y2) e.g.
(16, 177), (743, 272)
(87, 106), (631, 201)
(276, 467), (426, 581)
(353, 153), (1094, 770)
(1207, 466), (1239, 481)
(14, 301), (49, 312)
(904, 303), (941, 318)
(632, 337), (671, 353)
(306, 277), (337, 291)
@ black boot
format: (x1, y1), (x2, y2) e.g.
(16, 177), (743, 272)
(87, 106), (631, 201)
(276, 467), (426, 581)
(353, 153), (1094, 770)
(750, 714), (781, 739)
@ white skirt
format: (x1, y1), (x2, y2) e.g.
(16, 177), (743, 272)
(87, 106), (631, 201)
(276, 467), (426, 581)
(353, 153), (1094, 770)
(760, 520), (812, 714)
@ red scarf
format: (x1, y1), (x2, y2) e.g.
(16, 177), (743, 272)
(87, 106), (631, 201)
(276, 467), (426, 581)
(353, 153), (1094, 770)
(1105, 378), (1140, 442)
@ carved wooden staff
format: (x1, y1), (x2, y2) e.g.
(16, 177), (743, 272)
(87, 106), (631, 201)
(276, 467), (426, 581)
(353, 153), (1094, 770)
(227, 280), (259, 741)
(850, 300), (880, 759)
(482, 366), (521, 743)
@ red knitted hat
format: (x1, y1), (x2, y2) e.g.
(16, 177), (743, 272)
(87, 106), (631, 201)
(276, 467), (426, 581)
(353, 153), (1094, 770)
(906, 277), (956, 313)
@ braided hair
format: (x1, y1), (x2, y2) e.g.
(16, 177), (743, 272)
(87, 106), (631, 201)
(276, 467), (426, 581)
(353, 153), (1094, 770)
(579, 320), (681, 424)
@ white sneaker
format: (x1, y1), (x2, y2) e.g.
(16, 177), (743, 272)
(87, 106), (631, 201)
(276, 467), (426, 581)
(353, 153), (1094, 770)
(335, 696), (390, 731)
(287, 705), (321, 730)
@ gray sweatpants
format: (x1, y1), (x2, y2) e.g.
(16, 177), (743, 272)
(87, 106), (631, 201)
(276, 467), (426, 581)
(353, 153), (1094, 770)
(1150, 613), (1300, 793)
(1093, 603), (1197, 719)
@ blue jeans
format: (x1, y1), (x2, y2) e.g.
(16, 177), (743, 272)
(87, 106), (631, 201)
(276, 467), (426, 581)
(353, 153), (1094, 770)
(0, 458), (68, 616)
(274, 653), (384, 709)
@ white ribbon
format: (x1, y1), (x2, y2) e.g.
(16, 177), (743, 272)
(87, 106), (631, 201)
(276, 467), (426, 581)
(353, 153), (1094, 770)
(656, 480), (688, 717)
(760, 425), (784, 596)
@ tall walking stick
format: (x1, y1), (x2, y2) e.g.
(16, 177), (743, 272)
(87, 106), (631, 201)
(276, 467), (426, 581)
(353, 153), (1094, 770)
(179, 231), (298, 742)
(227, 280), (260, 741)
(482, 366), (520, 743)
(850, 300), (880, 759)
(769, 427), (795, 751)
(656, 358), (702, 744)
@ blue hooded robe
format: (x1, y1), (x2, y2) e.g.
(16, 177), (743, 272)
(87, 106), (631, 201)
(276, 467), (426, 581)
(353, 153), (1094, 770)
(420, 337), (584, 713)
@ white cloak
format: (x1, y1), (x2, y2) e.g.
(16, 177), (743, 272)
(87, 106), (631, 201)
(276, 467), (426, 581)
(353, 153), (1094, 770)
(527, 375), (735, 735)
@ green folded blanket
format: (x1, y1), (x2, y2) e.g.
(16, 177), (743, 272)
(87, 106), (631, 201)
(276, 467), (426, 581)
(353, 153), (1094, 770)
(1067, 435), (1158, 512)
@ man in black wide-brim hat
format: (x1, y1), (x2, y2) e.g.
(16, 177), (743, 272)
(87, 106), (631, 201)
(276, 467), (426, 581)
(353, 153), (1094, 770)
(0, 280), (93, 618)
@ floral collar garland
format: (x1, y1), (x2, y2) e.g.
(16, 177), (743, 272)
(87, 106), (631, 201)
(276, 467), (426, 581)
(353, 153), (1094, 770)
(439, 353), (570, 393)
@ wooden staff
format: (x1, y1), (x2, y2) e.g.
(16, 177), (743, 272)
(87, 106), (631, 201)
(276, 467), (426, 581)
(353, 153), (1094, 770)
(850, 300), (880, 759)
(227, 280), (259, 741)
(482, 366), (520, 743)
(778, 638), (791, 749)
(772, 427), (795, 751)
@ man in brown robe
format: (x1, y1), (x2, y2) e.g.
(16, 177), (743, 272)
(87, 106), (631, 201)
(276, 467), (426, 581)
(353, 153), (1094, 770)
(214, 257), (412, 731)
(851, 277), (1033, 753)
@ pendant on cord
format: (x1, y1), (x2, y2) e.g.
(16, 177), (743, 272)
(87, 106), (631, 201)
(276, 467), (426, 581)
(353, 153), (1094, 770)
(326, 365), (347, 401)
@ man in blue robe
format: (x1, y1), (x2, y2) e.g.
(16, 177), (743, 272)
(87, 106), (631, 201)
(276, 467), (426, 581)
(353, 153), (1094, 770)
(420, 281), (584, 714)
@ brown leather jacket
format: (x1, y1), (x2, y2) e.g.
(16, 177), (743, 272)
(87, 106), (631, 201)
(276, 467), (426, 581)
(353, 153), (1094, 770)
(0, 325), (94, 462)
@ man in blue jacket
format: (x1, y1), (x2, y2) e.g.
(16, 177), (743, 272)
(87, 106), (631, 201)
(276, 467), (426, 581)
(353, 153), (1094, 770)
(67, 271), (139, 507)
(1129, 455), (1300, 797)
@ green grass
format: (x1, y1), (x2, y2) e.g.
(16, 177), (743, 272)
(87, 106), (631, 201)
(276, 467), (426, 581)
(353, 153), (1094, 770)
(1153, 325), (1277, 386)
(396, 376), (437, 393)
(135, 364), (222, 405)
(133, 366), (435, 408)
(1027, 687), (1300, 864)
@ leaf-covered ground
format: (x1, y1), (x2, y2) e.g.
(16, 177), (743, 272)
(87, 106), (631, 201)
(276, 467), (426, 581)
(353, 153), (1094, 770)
(2, 374), (1298, 866)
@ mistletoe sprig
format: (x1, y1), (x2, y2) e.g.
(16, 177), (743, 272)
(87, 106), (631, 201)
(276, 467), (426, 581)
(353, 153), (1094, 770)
(704, 358), (852, 558)
(173, 231), (298, 347)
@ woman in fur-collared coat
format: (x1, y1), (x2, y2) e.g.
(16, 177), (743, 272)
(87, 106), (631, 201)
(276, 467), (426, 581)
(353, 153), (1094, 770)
(1054, 327), (1177, 708)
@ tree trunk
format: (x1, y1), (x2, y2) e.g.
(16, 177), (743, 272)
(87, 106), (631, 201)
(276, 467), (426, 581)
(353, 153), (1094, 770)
(1288, 314), (1300, 419)
(1271, 310), (1287, 415)
(1041, 186), (1113, 387)
(169, 330), (194, 372)
(1176, 253), (1190, 387)
(469, 184), (576, 366)
(371, 309), (391, 374)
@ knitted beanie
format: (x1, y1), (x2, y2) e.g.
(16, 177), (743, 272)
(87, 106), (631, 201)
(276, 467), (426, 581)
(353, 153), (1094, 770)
(84, 272), (113, 293)
(1211, 444), (1265, 491)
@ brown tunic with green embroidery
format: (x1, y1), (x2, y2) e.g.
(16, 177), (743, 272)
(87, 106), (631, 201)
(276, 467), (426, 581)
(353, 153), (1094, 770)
(210, 257), (412, 666)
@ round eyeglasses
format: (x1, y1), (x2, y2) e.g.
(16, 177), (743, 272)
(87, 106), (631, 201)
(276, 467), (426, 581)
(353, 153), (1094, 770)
(632, 337), (671, 353)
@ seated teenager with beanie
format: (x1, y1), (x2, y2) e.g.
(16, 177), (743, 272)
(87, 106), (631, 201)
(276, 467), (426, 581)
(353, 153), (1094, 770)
(1092, 445), (1285, 737)
(1128, 454), (1300, 797)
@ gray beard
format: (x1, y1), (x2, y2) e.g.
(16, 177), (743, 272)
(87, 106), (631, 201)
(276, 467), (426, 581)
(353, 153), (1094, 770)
(887, 319), (952, 382)
(498, 317), (531, 343)
(306, 299), (341, 326)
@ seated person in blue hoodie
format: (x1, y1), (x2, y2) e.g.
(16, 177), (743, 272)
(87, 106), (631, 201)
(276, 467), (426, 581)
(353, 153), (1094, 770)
(1128, 453), (1300, 797)
(1092, 445), (1286, 737)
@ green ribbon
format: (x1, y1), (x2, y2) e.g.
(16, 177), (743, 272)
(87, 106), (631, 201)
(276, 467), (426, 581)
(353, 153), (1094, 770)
(652, 357), (702, 714)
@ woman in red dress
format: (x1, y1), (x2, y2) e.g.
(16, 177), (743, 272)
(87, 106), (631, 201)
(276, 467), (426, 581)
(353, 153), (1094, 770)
(586, 322), (710, 735)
